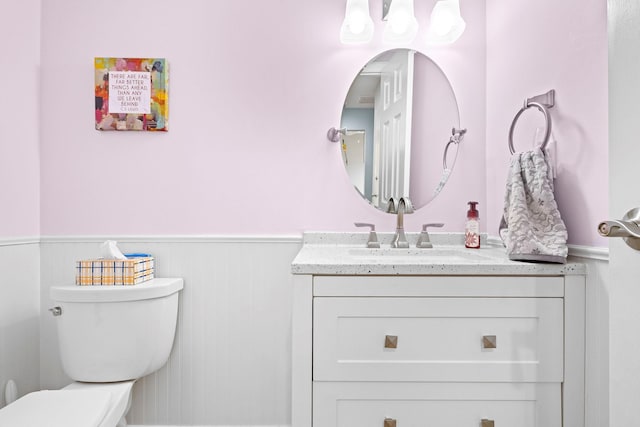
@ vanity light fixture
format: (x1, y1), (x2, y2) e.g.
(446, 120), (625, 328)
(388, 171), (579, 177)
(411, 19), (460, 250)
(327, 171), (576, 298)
(340, 0), (375, 44)
(340, 0), (465, 46)
(425, 0), (466, 45)
(383, 0), (419, 43)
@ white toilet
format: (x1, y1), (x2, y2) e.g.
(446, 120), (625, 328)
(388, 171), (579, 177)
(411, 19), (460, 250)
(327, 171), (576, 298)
(0, 277), (183, 427)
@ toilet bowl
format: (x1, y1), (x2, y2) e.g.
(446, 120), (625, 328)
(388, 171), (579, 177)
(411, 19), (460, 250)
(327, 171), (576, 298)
(0, 278), (183, 426)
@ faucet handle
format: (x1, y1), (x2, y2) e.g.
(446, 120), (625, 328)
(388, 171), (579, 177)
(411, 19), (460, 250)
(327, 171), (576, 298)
(354, 223), (381, 248)
(422, 223), (445, 231)
(416, 223), (444, 248)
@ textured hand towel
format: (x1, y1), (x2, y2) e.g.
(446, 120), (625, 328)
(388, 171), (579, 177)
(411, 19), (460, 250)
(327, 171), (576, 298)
(499, 148), (568, 263)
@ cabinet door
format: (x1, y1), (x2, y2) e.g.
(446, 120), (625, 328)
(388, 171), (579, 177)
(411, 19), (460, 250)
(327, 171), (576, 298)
(314, 297), (563, 382)
(313, 382), (561, 427)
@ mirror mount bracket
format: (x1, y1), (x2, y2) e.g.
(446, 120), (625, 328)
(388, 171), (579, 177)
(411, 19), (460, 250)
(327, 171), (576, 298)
(452, 127), (467, 142)
(327, 127), (345, 143)
(443, 127), (467, 170)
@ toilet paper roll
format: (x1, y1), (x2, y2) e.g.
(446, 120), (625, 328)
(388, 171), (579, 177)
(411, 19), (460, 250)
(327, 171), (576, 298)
(100, 240), (127, 260)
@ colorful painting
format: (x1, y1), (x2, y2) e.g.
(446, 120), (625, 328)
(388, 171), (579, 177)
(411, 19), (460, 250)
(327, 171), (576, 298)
(94, 57), (169, 131)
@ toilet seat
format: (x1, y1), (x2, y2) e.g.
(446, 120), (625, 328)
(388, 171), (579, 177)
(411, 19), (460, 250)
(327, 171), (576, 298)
(0, 389), (109, 427)
(0, 380), (134, 427)
(64, 381), (135, 427)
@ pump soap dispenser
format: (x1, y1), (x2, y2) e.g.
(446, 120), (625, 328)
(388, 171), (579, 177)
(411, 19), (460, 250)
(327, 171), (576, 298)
(465, 201), (480, 249)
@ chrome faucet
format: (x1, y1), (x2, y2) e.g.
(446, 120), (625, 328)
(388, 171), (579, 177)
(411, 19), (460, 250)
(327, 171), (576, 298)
(391, 197), (414, 248)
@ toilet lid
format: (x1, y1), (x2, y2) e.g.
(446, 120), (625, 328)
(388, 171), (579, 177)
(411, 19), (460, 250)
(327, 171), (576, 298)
(0, 389), (111, 427)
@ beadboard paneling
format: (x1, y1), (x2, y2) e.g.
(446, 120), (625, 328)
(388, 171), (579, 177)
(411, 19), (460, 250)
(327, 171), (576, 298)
(0, 241), (40, 408)
(37, 238), (609, 427)
(39, 238), (301, 425)
(128, 425), (289, 427)
(568, 254), (610, 427)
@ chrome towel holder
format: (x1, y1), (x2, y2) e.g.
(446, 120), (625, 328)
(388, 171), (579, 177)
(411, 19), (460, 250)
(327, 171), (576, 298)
(508, 89), (556, 155)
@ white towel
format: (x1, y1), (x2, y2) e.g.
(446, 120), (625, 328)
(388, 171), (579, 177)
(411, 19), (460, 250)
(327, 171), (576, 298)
(499, 148), (568, 263)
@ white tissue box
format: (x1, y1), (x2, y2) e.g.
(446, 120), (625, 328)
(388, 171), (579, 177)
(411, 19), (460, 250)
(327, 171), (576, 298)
(75, 257), (154, 286)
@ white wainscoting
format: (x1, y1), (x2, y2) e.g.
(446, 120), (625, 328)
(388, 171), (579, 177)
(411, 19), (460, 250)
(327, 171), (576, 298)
(39, 236), (302, 426)
(0, 239), (40, 409)
(128, 425), (289, 427)
(36, 237), (609, 427)
(568, 248), (610, 427)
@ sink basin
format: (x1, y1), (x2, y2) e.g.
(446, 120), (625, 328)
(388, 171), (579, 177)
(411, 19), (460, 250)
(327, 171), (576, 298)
(346, 247), (492, 263)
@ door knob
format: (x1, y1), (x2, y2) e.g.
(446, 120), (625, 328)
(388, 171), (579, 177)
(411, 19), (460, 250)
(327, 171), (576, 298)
(598, 208), (640, 250)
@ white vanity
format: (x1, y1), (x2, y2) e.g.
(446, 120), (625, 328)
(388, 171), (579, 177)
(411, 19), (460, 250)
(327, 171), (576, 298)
(291, 233), (586, 427)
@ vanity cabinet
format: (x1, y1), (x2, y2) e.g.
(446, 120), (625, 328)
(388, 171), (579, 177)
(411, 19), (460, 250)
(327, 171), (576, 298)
(292, 273), (585, 427)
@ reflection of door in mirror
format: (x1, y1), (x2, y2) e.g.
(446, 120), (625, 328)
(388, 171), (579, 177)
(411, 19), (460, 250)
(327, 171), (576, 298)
(375, 50), (415, 209)
(341, 131), (366, 196)
(342, 109), (375, 200)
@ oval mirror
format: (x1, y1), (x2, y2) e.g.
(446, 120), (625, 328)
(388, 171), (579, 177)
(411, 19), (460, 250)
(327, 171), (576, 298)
(339, 48), (463, 212)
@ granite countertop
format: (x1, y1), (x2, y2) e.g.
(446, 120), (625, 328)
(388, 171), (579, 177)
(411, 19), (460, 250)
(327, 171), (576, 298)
(291, 232), (586, 276)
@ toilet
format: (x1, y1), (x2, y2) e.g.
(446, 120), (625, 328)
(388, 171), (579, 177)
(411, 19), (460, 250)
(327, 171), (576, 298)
(0, 277), (183, 427)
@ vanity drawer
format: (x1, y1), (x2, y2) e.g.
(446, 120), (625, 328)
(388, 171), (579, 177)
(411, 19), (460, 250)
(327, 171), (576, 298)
(313, 382), (561, 427)
(313, 275), (565, 297)
(313, 297), (563, 382)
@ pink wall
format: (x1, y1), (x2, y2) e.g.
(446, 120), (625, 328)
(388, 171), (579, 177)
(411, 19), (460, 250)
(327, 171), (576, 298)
(486, 0), (608, 247)
(31, 0), (609, 246)
(39, 0), (486, 236)
(0, 0), (41, 237)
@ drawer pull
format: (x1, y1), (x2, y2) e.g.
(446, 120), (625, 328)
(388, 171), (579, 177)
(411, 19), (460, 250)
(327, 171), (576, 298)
(481, 419), (495, 427)
(384, 418), (397, 427)
(482, 335), (497, 349)
(384, 335), (398, 349)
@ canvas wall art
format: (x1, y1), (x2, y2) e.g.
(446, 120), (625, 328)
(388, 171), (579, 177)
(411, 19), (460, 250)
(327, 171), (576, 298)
(94, 57), (169, 131)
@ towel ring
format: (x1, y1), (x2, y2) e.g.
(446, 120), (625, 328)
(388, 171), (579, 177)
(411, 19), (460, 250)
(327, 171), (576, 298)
(508, 102), (552, 155)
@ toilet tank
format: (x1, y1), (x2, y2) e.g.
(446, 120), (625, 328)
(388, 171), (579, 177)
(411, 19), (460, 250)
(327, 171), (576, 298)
(50, 278), (183, 383)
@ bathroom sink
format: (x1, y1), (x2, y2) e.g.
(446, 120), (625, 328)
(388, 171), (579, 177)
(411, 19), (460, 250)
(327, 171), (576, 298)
(346, 247), (492, 263)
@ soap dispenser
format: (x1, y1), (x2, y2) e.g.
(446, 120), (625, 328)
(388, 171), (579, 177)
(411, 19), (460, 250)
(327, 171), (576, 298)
(465, 201), (480, 249)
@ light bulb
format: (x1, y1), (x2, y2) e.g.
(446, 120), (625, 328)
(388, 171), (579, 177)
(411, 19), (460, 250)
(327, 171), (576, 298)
(348, 10), (367, 34)
(341, 0), (374, 44)
(389, 10), (411, 34)
(432, 9), (455, 35)
(383, 0), (418, 43)
(426, 0), (466, 45)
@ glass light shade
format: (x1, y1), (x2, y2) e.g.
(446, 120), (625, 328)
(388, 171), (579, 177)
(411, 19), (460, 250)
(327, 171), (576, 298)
(426, 0), (466, 45)
(383, 0), (418, 43)
(340, 0), (374, 44)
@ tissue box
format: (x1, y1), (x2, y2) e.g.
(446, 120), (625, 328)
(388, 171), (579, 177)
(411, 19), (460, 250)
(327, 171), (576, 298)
(75, 257), (155, 286)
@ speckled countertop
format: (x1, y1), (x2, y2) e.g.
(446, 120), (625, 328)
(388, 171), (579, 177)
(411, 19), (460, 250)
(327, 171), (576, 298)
(291, 232), (586, 276)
